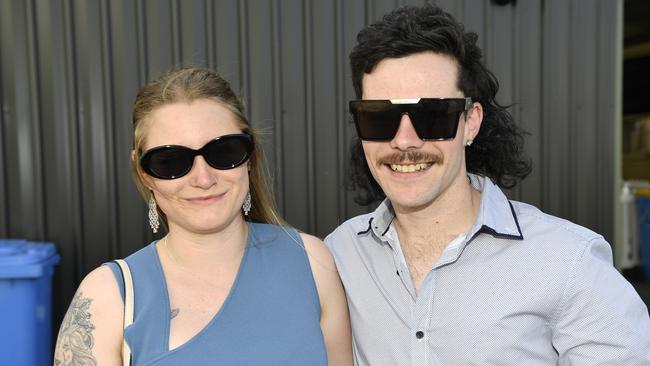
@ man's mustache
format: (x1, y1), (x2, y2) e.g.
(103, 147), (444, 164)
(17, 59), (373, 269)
(377, 151), (442, 165)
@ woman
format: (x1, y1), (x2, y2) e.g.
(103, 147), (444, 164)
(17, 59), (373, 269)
(54, 67), (352, 365)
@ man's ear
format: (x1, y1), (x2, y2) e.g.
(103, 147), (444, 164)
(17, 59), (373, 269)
(464, 102), (483, 143)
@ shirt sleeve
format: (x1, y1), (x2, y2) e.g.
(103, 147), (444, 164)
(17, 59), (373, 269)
(551, 237), (650, 364)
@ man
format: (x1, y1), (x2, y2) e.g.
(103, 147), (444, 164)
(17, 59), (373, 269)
(325, 4), (650, 365)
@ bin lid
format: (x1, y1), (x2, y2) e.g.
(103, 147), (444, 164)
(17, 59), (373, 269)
(0, 240), (60, 278)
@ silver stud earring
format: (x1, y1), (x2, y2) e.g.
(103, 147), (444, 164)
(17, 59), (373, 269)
(148, 196), (160, 233)
(466, 140), (473, 147)
(242, 192), (251, 216)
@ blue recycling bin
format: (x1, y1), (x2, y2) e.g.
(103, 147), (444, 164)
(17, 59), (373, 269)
(0, 240), (60, 366)
(637, 196), (650, 282)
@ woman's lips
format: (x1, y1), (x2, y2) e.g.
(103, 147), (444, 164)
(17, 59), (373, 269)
(185, 193), (225, 204)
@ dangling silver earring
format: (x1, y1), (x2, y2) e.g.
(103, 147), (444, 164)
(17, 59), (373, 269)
(242, 192), (251, 216)
(148, 196), (160, 233)
(466, 140), (473, 147)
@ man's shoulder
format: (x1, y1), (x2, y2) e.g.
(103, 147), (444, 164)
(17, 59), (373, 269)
(324, 212), (375, 250)
(509, 200), (608, 254)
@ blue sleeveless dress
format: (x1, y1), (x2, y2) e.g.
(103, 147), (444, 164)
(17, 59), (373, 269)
(106, 223), (327, 365)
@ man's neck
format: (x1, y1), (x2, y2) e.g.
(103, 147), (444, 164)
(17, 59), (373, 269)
(392, 177), (482, 291)
(392, 177), (481, 240)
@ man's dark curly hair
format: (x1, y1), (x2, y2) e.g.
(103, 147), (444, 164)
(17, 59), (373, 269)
(347, 4), (531, 206)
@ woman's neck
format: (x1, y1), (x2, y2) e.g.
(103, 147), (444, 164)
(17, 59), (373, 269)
(162, 217), (249, 273)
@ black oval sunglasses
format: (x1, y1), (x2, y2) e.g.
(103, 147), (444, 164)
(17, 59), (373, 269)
(139, 133), (254, 179)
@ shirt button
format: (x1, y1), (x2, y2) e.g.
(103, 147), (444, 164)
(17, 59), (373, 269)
(415, 330), (424, 339)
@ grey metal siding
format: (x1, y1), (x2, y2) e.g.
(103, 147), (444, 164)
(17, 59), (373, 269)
(0, 0), (620, 337)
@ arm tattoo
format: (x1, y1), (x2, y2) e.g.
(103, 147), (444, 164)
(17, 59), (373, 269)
(54, 292), (97, 366)
(170, 308), (180, 319)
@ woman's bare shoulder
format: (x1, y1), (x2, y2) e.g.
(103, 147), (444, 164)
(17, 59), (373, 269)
(299, 233), (337, 273)
(53, 264), (124, 365)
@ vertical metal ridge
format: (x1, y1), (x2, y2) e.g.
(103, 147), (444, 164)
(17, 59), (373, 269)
(100, 0), (119, 257)
(540, 0), (550, 210)
(593, 0), (604, 231)
(365, 0), (373, 25)
(171, 0), (181, 65)
(483, 1), (490, 62)
(587, 0), (602, 232)
(137, 0), (153, 244)
(238, 0), (251, 108)
(136, 0), (148, 82)
(0, 2), (8, 236)
(537, 0), (545, 208)
(595, 0), (617, 240)
(303, 0), (316, 232)
(25, 0), (46, 238)
(562, 1), (578, 217)
(76, 1), (96, 270)
(0, 112), (6, 236)
(335, 0), (346, 222)
(270, 0), (285, 214)
(523, 0), (544, 206)
(611, 0), (623, 245)
(457, 0), (465, 22)
(205, 0), (215, 69)
(511, 0), (521, 200)
(63, 0), (84, 281)
(593, 0), (601, 201)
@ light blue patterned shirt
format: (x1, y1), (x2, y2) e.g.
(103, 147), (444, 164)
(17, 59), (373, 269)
(325, 175), (650, 365)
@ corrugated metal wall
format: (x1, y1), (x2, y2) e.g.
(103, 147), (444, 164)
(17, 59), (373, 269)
(0, 0), (620, 335)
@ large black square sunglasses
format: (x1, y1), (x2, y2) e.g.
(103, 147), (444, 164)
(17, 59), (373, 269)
(349, 97), (472, 141)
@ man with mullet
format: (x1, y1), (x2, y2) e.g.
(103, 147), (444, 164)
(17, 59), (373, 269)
(325, 4), (650, 365)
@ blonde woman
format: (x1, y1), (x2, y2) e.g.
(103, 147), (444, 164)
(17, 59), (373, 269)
(54, 67), (352, 365)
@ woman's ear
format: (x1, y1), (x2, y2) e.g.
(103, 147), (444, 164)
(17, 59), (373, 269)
(132, 149), (154, 188)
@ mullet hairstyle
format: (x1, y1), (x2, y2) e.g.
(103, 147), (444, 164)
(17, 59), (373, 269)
(347, 4), (531, 205)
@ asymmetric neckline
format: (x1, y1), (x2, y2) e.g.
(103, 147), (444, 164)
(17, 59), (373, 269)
(151, 229), (252, 353)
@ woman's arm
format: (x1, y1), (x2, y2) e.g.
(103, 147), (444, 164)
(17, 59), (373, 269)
(301, 233), (353, 366)
(54, 265), (124, 366)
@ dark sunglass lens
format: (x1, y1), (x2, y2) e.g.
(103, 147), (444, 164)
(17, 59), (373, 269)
(411, 111), (461, 140)
(145, 147), (193, 179)
(410, 100), (462, 140)
(204, 135), (253, 169)
(353, 102), (402, 140)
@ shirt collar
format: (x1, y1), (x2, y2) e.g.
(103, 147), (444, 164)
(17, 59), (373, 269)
(467, 174), (524, 240)
(356, 199), (395, 239)
(358, 174), (524, 241)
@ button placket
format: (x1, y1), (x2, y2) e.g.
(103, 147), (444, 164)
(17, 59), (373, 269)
(411, 270), (436, 365)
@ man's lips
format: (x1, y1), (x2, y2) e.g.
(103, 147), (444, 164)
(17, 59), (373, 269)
(387, 162), (432, 172)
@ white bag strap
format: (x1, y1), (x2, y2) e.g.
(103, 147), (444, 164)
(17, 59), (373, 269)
(114, 259), (134, 366)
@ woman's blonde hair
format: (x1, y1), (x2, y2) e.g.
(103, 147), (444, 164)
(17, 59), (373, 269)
(131, 67), (286, 229)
